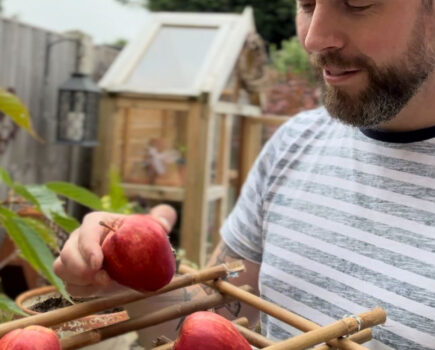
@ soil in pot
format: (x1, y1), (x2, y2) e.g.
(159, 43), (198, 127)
(16, 286), (129, 339)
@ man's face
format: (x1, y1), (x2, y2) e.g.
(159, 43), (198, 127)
(296, 0), (435, 127)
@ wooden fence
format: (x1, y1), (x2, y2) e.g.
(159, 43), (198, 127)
(0, 16), (119, 201)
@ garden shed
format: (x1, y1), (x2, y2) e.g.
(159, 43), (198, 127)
(92, 7), (259, 266)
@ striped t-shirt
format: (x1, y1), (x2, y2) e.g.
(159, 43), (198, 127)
(221, 107), (435, 350)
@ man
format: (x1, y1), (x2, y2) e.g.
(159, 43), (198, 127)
(54, 1), (435, 349)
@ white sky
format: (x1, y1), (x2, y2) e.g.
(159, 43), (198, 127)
(3, 0), (150, 44)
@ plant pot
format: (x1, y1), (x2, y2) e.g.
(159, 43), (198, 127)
(16, 286), (129, 339)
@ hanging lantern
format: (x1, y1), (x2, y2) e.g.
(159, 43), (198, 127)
(56, 73), (100, 146)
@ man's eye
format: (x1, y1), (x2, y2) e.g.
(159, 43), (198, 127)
(345, 1), (373, 12)
(298, 1), (315, 12)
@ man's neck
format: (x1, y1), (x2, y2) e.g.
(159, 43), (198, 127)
(377, 74), (435, 132)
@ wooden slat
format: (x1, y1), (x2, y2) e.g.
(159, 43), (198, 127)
(206, 185), (226, 202)
(116, 98), (192, 111)
(212, 113), (233, 248)
(213, 101), (290, 125)
(92, 99), (125, 195)
(180, 98), (213, 267)
(122, 183), (185, 202)
(238, 118), (263, 191)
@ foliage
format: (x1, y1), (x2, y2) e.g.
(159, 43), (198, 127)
(270, 36), (314, 80)
(0, 167), (138, 318)
(0, 88), (43, 143)
(0, 294), (27, 322)
(109, 38), (128, 50)
(115, 0), (297, 46)
(0, 87), (139, 318)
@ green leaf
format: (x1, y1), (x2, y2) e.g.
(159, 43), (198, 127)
(108, 169), (128, 212)
(52, 213), (80, 233)
(0, 167), (13, 187)
(17, 185), (79, 233)
(21, 217), (58, 251)
(0, 88), (44, 142)
(0, 208), (71, 302)
(23, 185), (67, 221)
(0, 294), (28, 318)
(46, 182), (103, 211)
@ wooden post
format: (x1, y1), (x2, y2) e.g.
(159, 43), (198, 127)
(181, 95), (213, 267)
(212, 113), (234, 250)
(91, 97), (126, 195)
(238, 117), (262, 195)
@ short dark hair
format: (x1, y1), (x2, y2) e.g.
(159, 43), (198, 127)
(422, 0), (433, 10)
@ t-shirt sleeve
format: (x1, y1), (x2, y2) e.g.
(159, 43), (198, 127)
(220, 125), (286, 264)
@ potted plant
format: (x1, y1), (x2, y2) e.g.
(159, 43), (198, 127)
(0, 88), (138, 334)
(15, 285), (129, 338)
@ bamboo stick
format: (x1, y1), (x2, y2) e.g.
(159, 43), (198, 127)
(151, 317), (250, 350)
(179, 264), (380, 350)
(150, 320), (371, 350)
(60, 286), (252, 349)
(313, 329), (372, 350)
(261, 308), (385, 350)
(0, 262), (243, 337)
(233, 323), (371, 349)
(234, 323), (275, 348)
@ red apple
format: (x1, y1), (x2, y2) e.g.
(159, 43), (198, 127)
(0, 325), (61, 349)
(102, 214), (176, 292)
(173, 311), (252, 350)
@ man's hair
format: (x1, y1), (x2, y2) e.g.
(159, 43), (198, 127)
(422, 0), (433, 10)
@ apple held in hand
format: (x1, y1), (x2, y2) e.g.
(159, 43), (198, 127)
(0, 325), (61, 350)
(102, 214), (176, 292)
(173, 311), (252, 350)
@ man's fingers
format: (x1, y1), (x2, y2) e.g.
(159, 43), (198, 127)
(54, 257), (97, 286)
(77, 212), (126, 271)
(65, 272), (121, 298)
(149, 204), (177, 233)
(57, 232), (96, 282)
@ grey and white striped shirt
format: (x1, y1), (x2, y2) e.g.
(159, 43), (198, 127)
(221, 107), (435, 350)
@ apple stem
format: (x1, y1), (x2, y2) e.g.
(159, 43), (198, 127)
(99, 221), (116, 232)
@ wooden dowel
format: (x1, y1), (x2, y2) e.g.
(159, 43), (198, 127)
(0, 262), (243, 337)
(233, 326), (372, 350)
(313, 329), (372, 350)
(151, 317), (250, 350)
(179, 264), (382, 350)
(261, 308), (385, 350)
(234, 323), (275, 348)
(60, 286), (252, 349)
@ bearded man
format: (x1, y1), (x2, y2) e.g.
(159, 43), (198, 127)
(54, 1), (435, 349)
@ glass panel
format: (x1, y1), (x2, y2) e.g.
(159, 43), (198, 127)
(125, 26), (219, 91)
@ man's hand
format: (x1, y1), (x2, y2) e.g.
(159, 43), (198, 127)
(53, 205), (177, 297)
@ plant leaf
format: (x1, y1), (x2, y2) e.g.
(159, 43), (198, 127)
(46, 182), (103, 211)
(0, 294), (28, 318)
(0, 208), (71, 302)
(21, 217), (59, 251)
(108, 169), (128, 212)
(0, 167), (13, 187)
(52, 213), (80, 233)
(23, 185), (67, 221)
(0, 88), (44, 142)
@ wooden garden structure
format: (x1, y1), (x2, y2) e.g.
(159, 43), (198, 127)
(92, 8), (259, 266)
(0, 262), (387, 349)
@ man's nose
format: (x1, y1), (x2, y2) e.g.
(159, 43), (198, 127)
(303, 7), (345, 54)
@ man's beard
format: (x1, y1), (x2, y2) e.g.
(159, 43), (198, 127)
(311, 18), (435, 128)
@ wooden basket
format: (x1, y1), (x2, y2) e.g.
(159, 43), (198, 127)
(0, 262), (386, 349)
